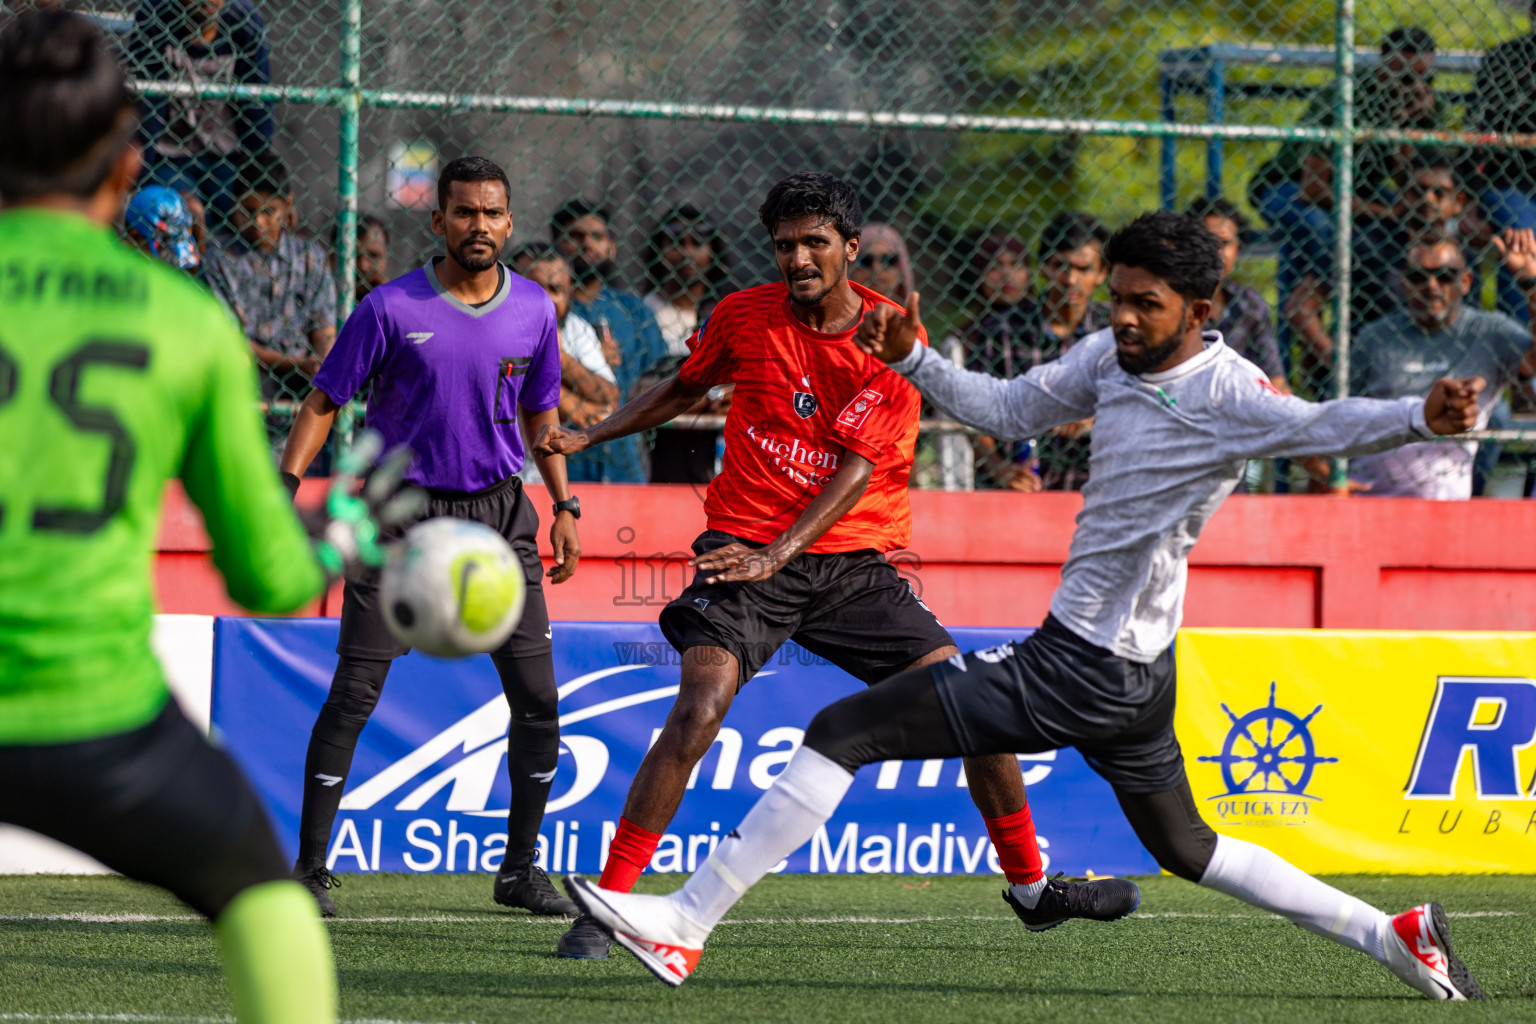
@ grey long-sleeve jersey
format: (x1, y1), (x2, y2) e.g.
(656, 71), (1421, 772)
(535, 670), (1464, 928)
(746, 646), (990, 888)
(894, 329), (1433, 662)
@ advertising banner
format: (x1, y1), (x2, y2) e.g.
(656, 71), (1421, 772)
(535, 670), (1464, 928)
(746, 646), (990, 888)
(1177, 629), (1536, 873)
(211, 619), (1154, 877)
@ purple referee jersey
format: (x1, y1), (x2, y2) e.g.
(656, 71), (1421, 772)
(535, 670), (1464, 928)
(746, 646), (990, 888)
(314, 260), (561, 491)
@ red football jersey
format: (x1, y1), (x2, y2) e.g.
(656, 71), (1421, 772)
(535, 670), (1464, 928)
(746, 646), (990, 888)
(676, 280), (924, 553)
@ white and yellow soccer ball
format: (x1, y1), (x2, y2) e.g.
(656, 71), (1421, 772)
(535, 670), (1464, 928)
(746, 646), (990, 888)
(381, 518), (527, 658)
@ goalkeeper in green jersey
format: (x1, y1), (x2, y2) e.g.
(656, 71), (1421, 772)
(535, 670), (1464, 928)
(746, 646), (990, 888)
(0, 13), (399, 1024)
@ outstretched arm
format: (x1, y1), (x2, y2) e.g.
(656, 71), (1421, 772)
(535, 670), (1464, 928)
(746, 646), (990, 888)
(857, 293), (1097, 440)
(691, 452), (875, 584)
(533, 372), (709, 458)
(1222, 376), (1485, 461)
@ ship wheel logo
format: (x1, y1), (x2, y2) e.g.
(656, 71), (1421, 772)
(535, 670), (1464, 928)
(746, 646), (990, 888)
(1198, 682), (1338, 799)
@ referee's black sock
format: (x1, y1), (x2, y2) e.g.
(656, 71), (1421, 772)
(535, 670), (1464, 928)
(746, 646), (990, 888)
(297, 656), (391, 866)
(501, 718), (560, 871)
(298, 731), (358, 867)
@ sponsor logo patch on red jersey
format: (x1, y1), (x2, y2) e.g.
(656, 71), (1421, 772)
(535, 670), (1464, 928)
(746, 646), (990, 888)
(836, 388), (885, 432)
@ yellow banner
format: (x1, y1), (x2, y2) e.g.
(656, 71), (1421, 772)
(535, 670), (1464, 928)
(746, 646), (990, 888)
(1176, 629), (1536, 873)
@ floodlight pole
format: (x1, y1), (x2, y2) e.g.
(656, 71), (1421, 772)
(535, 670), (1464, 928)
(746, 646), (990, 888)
(1331, 0), (1355, 491)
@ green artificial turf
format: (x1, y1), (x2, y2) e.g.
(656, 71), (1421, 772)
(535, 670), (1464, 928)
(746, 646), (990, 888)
(0, 873), (1532, 1023)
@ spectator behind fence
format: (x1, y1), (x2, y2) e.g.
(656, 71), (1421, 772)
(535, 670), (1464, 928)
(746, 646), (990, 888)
(1188, 196), (1288, 393)
(124, 185), (200, 273)
(1286, 149), (1474, 381)
(848, 222), (966, 491)
(1473, 1), (1536, 321)
(1347, 229), (1536, 498)
(964, 212), (1109, 492)
(642, 204), (731, 484)
(955, 234), (1032, 491)
(1250, 27), (1442, 363)
(356, 213), (389, 302)
(127, 0), (273, 224)
(551, 198), (668, 483)
(962, 234), (1034, 374)
(848, 223), (915, 305)
(324, 212), (390, 303)
(643, 204), (732, 353)
(513, 241), (618, 485)
(203, 156), (336, 414)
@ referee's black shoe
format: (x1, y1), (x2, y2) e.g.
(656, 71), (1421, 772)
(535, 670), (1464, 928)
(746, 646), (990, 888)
(1004, 873), (1140, 932)
(493, 862), (578, 916)
(293, 859), (341, 918)
(556, 913), (614, 959)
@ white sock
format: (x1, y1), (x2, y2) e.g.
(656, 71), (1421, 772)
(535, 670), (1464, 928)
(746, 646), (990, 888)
(671, 746), (854, 930)
(1199, 835), (1388, 962)
(1010, 877), (1048, 909)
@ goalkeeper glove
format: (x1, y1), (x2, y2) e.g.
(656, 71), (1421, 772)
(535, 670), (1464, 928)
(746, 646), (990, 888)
(298, 431), (427, 581)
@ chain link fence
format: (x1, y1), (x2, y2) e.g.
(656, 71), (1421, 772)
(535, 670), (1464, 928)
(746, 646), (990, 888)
(30, 0), (1536, 496)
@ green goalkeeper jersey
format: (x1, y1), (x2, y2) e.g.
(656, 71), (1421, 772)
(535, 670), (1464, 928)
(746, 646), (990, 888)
(0, 208), (325, 744)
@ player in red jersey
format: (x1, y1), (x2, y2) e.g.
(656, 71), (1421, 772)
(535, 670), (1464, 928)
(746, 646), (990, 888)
(535, 173), (1138, 959)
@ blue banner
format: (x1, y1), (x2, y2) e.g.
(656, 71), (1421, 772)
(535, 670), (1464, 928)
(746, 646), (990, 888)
(211, 619), (1156, 877)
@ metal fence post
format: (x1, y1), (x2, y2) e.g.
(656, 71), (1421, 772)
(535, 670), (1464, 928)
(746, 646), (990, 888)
(1159, 69), (1177, 209)
(1206, 56), (1226, 199)
(335, 0), (362, 446)
(1331, 0), (1355, 491)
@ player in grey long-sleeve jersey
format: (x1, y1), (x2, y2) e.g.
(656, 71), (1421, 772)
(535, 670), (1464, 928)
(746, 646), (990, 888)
(561, 211), (1488, 1000)
(899, 293), (1439, 664)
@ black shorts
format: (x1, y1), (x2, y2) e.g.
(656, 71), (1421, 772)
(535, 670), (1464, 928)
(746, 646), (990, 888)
(0, 701), (287, 919)
(930, 615), (1185, 793)
(659, 530), (954, 689)
(338, 473), (552, 660)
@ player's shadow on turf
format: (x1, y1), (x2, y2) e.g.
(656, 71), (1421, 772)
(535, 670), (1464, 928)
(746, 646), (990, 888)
(333, 965), (1425, 1004)
(0, 946), (224, 979)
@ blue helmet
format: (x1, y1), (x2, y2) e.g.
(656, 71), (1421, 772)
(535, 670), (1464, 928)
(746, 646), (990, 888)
(125, 186), (199, 270)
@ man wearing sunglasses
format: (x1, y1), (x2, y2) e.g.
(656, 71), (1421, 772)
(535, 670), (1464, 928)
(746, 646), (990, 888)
(1285, 150), (1472, 384)
(1346, 228), (1536, 498)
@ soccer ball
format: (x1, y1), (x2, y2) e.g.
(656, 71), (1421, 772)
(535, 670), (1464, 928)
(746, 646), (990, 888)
(381, 517), (527, 658)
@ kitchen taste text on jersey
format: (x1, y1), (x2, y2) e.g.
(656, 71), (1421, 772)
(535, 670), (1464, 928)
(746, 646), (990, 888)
(745, 423), (842, 487)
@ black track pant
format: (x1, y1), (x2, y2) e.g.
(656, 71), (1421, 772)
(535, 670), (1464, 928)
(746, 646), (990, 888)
(297, 652), (560, 869)
(804, 664), (1219, 882)
(0, 701), (287, 918)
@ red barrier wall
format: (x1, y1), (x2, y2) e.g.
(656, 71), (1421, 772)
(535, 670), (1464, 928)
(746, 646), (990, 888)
(155, 482), (1536, 630)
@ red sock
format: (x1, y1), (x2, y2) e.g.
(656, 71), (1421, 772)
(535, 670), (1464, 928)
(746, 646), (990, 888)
(984, 804), (1045, 885)
(598, 817), (664, 892)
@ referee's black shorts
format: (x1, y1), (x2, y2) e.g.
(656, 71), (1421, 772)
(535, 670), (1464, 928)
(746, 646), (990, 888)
(659, 529), (955, 689)
(0, 700), (287, 919)
(337, 473), (552, 661)
(930, 614), (1186, 793)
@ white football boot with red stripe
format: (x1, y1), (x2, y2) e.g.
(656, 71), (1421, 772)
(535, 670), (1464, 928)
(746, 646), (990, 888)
(564, 874), (710, 987)
(1382, 902), (1486, 1000)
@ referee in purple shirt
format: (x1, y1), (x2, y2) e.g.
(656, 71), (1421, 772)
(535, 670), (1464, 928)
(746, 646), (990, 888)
(278, 157), (583, 917)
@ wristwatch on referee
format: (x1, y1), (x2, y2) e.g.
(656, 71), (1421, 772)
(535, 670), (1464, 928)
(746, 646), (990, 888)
(553, 496), (582, 519)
